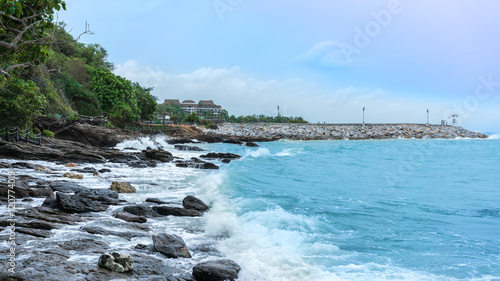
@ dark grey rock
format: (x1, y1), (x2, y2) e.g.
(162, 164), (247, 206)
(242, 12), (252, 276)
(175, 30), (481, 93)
(153, 206), (202, 217)
(82, 226), (145, 240)
(123, 204), (158, 218)
(114, 211), (147, 223)
(153, 234), (191, 258)
(174, 158), (219, 170)
(146, 198), (168, 204)
(143, 149), (174, 162)
(174, 145), (206, 151)
(55, 192), (109, 213)
(183, 195), (209, 212)
(192, 259), (241, 281)
(200, 153), (241, 160)
(70, 167), (98, 173)
(98, 168), (112, 173)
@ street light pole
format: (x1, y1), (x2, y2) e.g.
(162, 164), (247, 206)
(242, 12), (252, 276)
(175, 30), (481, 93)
(363, 107), (365, 124)
(426, 109), (429, 124)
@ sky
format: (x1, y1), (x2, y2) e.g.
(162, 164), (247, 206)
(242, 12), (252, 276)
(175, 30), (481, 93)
(58, 0), (500, 133)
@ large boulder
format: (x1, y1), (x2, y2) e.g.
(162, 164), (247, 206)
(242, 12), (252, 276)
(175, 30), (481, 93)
(98, 252), (134, 272)
(192, 259), (241, 281)
(52, 192), (109, 213)
(152, 234), (191, 259)
(75, 189), (120, 205)
(182, 195), (208, 212)
(143, 149), (174, 162)
(123, 204), (158, 218)
(109, 181), (136, 193)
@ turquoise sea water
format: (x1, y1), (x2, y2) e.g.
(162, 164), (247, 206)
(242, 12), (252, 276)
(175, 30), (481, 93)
(200, 137), (500, 281)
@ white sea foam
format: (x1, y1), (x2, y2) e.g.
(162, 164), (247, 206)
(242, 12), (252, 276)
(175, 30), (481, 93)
(488, 134), (500, 139)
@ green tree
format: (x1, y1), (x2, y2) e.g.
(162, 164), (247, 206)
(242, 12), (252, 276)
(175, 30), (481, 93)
(133, 82), (157, 121)
(0, 0), (67, 77)
(184, 112), (199, 124)
(90, 67), (138, 121)
(0, 76), (46, 126)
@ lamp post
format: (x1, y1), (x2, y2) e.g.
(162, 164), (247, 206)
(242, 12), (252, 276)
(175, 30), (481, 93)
(363, 107), (365, 125)
(427, 109), (429, 125)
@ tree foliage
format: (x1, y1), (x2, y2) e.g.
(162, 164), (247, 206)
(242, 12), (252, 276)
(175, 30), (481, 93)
(0, 0), (66, 77)
(0, 76), (46, 126)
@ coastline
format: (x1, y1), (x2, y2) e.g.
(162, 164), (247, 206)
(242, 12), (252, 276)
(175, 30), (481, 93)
(0, 123), (490, 280)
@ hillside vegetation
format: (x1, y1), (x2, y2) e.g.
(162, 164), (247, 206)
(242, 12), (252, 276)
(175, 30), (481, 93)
(0, 0), (156, 128)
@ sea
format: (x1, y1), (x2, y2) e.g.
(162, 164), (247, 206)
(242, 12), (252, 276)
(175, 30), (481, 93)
(3, 135), (500, 280)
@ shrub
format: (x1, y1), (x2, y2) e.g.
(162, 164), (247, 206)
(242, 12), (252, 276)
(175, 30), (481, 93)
(42, 129), (55, 138)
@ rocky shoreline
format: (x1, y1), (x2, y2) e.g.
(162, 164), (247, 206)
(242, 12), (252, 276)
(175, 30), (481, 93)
(201, 123), (488, 140)
(0, 125), (244, 281)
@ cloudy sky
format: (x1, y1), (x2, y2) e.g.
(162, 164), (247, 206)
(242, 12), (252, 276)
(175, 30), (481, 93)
(59, 0), (500, 133)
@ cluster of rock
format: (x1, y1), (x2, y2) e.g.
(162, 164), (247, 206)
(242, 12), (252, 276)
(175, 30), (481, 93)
(0, 137), (233, 170)
(0, 162), (241, 281)
(202, 123), (488, 140)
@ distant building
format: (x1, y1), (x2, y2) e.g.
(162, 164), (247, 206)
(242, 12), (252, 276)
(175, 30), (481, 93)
(161, 99), (223, 120)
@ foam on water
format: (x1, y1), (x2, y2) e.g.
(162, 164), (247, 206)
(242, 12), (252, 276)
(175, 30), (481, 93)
(488, 134), (500, 139)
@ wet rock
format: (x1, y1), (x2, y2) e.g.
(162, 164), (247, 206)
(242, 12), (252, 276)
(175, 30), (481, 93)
(223, 139), (244, 145)
(174, 145), (206, 151)
(75, 188), (120, 205)
(49, 182), (86, 193)
(200, 153), (241, 160)
(245, 141), (259, 147)
(98, 252), (134, 272)
(56, 239), (110, 253)
(109, 181), (136, 193)
(65, 162), (77, 167)
(81, 226), (145, 240)
(15, 207), (83, 226)
(153, 234), (191, 258)
(63, 172), (83, 179)
(174, 158), (219, 170)
(61, 149), (107, 163)
(192, 259), (241, 281)
(144, 148), (174, 162)
(98, 168), (111, 173)
(146, 198), (168, 204)
(29, 186), (54, 198)
(11, 161), (40, 169)
(70, 167), (98, 174)
(16, 227), (52, 238)
(54, 192), (109, 213)
(114, 211), (147, 223)
(183, 195), (209, 212)
(123, 204), (158, 218)
(153, 205), (202, 217)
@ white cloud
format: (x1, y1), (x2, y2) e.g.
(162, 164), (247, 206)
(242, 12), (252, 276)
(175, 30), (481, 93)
(113, 60), (499, 132)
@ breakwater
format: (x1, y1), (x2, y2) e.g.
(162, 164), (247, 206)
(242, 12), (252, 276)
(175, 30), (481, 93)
(203, 123), (488, 140)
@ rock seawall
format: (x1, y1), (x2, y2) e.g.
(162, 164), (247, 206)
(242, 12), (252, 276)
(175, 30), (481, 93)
(202, 123), (487, 140)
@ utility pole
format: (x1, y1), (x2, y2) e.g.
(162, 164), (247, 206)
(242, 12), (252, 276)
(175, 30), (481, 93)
(363, 107), (365, 124)
(426, 109), (429, 124)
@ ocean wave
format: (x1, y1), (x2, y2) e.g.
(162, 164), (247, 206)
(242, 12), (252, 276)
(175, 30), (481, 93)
(244, 147), (300, 158)
(488, 134), (500, 139)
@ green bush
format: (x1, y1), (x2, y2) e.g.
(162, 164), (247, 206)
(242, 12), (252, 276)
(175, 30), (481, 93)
(42, 129), (55, 138)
